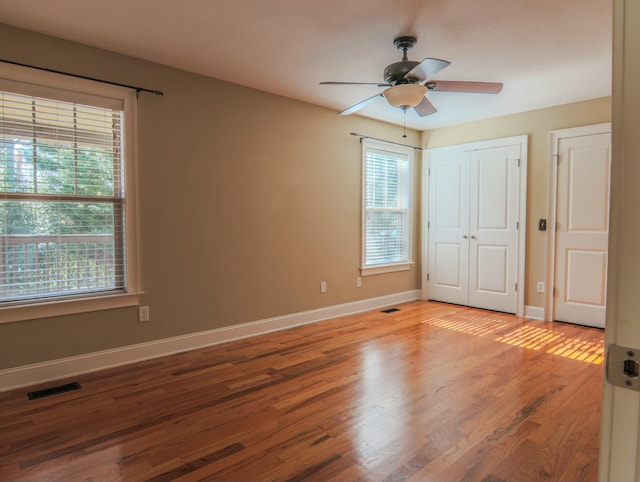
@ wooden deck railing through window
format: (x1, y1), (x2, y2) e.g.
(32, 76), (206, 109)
(0, 234), (116, 301)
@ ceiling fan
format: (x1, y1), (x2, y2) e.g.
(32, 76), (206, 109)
(321, 35), (503, 117)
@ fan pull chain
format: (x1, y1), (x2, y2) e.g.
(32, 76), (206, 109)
(403, 108), (407, 138)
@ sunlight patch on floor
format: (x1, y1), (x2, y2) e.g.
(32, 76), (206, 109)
(423, 315), (509, 337)
(425, 316), (605, 365)
(496, 325), (604, 364)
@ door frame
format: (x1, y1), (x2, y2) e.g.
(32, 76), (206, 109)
(545, 123), (611, 322)
(421, 135), (528, 317)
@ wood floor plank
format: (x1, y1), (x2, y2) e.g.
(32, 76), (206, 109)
(0, 301), (603, 481)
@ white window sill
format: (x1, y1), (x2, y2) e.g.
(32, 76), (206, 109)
(0, 292), (143, 324)
(361, 262), (413, 276)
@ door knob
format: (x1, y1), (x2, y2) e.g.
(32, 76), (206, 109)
(470, 235), (477, 240)
(463, 235), (469, 239)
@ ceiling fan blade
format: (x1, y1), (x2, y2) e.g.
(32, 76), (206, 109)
(338, 93), (384, 115)
(413, 96), (438, 117)
(405, 58), (451, 82)
(321, 81), (392, 87)
(428, 80), (504, 94)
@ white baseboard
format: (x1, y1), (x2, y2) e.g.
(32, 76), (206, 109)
(524, 305), (545, 321)
(0, 290), (421, 393)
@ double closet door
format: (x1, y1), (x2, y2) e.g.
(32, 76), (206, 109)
(425, 139), (524, 314)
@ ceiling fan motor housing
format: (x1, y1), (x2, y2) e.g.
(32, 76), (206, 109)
(384, 60), (420, 85)
(385, 35), (420, 85)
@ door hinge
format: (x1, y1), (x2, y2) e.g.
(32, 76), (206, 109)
(515, 282), (517, 292)
(516, 158), (521, 168)
(428, 221), (430, 229)
(516, 221), (519, 230)
(428, 167), (431, 176)
(427, 273), (430, 281)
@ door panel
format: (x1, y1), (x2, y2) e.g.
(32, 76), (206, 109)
(468, 146), (520, 313)
(475, 245), (508, 293)
(433, 243), (463, 288)
(554, 132), (611, 327)
(428, 151), (469, 306)
(565, 250), (607, 305)
(568, 146), (610, 231)
(476, 154), (509, 230)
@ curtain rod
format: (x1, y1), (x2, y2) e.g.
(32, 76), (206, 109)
(0, 59), (164, 97)
(350, 132), (423, 150)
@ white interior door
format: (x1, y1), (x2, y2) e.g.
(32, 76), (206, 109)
(427, 150), (470, 306)
(426, 139), (524, 315)
(554, 131), (611, 328)
(468, 145), (520, 313)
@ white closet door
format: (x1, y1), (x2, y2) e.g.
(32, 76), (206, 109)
(468, 145), (520, 313)
(427, 150), (470, 306)
(426, 140), (523, 315)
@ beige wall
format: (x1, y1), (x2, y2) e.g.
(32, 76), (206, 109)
(0, 24), (421, 369)
(421, 97), (612, 308)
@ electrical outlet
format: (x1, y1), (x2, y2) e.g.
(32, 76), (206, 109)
(356, 276), (362, 288)
(320, 281), (327, 294)
(536, 282), (545, 294)
(138, 306), (150, 322)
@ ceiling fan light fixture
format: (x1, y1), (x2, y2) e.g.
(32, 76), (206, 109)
(383, 84), (427, 109)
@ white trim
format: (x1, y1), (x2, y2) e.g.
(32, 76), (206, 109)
(516, 139), (528, 319)
(546, 123), (611, 322)
(524, 305), (545, 321)
(360, 262), (413, 276)
(422, 135), (528, 317)
(423, 134), (529, 155)
(361, 139), (414, 271)
(0, 292), (142, 324)
(0, 290), (421, 393)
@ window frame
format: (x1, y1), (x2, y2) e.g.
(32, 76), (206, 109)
(361, 138), (414, 276)
(0, 63), (141, 323)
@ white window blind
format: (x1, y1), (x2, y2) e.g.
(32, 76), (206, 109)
(0, 89), (127, 302)
(362, 140), (413, 272)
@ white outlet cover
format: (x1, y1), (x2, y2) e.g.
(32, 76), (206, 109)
(139, 306), (150, 322)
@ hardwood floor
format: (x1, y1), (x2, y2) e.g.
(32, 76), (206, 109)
(0, 301), (604, 481)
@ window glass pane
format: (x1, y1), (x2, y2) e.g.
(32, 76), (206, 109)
(365, 210), (406, 265)
(0, 200), (120, 301)
(1, 234), (118, 301)
(365, 149), (405, 208)
(0, 201), (116, 235)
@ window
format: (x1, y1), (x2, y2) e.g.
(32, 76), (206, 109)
(0, 64), (139, 321)
(361, 139), (413, 275)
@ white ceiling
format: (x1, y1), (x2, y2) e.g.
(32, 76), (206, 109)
(0, 0), (612, 131)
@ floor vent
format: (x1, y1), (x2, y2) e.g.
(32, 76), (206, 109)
(27, 382), (81, 400)
(381, 307), (400, 314)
